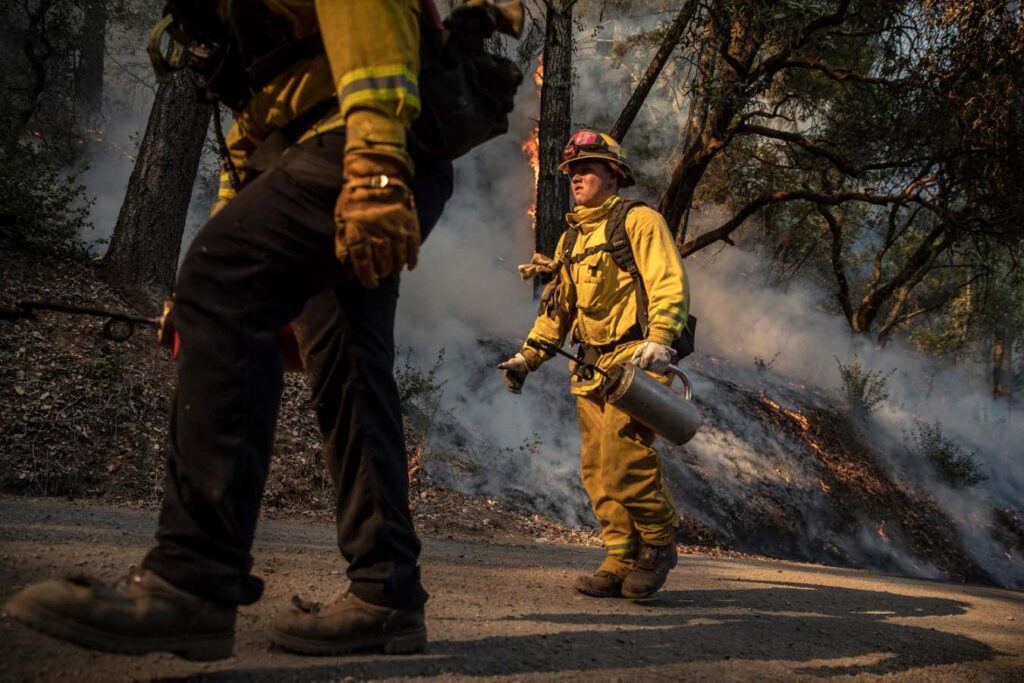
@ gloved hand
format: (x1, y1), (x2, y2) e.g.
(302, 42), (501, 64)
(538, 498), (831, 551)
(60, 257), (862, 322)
(631, 341), (675, 374)
(335, 110), (419, 289)
(497, 353), (530, 394)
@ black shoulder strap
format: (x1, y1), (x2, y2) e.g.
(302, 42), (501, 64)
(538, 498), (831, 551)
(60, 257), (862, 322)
(605, 200), (649, 334)
(561, 227), (580, 267)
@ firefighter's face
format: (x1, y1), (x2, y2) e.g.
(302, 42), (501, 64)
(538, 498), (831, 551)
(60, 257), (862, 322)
(569, 161), (618, 208)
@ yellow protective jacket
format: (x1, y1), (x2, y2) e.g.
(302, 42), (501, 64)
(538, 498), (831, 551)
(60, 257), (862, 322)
(216, 0), (422, 201)
(521, 195), (690, 396)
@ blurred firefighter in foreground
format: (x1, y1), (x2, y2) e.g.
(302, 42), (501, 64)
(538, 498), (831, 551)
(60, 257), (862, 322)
(6, 0), (521, 661)
(499, 130), (690, 599)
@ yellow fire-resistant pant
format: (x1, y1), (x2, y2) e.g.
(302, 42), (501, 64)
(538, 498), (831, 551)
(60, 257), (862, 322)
(577, 394), (678, 578)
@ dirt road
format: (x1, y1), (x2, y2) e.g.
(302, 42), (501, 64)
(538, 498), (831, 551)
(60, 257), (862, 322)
(1, 496), (1021, 682)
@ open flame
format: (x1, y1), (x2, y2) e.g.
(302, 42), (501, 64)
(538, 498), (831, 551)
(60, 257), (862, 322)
(758, 393), (810, 431)
(522, 127), (539, 224)
(521, 58), (544, 227)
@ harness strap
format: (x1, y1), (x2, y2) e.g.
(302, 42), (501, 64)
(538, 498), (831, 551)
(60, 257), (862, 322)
(561, 199), (649, 334)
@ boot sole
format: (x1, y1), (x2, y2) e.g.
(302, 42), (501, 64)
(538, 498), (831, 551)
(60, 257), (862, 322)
(5, 597), (234, 661)
(269, 625), (427, 656)
(572, 581), (623, 598)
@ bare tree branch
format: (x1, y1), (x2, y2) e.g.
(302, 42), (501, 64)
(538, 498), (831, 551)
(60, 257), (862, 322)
(680, 183), (928, 257)
(779, 59), (907, 86)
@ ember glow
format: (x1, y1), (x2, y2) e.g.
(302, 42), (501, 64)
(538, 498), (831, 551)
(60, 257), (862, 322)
(521, 58), (543, 227)
(758, 393), (811, 431)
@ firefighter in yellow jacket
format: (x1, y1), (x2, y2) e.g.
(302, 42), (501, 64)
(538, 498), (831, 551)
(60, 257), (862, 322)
(499, 130), (689, 599)
(3, 0), (477, 661)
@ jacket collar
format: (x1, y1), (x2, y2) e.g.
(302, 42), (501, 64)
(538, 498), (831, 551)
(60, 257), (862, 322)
(565, 194), (622, 234)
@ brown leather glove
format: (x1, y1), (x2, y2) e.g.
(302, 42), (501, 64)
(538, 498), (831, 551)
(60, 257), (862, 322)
(334, 148), (420, 289)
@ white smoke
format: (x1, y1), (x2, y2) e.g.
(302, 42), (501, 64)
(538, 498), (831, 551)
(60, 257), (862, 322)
(396, 12), (1024, 586)
(679, 246), (1024, 585)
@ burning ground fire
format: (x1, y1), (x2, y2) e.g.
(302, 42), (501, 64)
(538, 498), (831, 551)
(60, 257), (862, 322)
(521, 58), (544, 227)
(757, 393), (810, 431)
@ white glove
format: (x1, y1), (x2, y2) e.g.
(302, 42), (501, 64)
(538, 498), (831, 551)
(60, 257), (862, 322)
(631, 341), (675, 373)
(497, 353), (531, 394)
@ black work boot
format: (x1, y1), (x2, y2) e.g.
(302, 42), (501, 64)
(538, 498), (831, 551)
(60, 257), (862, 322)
(270, 591), (426, 655)
(622, 542), (678, 599)
(573, 571), (625, 598)
(3, 567), (236, 661)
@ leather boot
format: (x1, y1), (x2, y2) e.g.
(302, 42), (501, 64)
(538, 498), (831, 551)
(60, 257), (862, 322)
(622, 542), (677, 599)
(270, 591), (426, 655)
(3, 567), (236, 661)
(572, 571), (624, 598)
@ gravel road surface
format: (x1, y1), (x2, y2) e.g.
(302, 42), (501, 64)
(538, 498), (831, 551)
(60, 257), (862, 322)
(1, 496), (1021, 682)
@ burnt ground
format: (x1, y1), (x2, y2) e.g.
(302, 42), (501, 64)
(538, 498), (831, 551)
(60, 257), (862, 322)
(2, 495), (1023, 682)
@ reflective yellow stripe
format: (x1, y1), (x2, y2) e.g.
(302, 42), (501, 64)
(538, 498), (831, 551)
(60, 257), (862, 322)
(337, 64), (420, 117)
(633, 508), (677, 526)
(217, 171), (237, 201)
(340, 89), (421, 117)
(339, 64), (419, 91)
(605, 539), (638, 558)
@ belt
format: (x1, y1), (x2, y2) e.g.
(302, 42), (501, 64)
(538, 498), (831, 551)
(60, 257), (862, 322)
(246, 99), (339, 174)
(580, 325), (643, 357)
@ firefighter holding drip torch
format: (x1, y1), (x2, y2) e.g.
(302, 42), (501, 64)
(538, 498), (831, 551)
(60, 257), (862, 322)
(499, 130), (691, 600)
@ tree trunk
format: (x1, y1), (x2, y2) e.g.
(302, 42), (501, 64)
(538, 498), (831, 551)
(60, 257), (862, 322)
(74, 0), (106, 124)
(992, 327), (1013, 401)
(534, 0), (573, 261)
(15, 0), (57, 134)
(609, 0), (698, 144)
(102, 71), (211, 310)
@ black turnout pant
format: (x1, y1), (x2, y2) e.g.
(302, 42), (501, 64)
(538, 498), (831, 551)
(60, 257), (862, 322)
(142, 131), (453, 609)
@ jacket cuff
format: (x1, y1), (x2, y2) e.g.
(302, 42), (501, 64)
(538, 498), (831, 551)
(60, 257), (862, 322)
(520, 346), (548, 370)
(646, 328), (676, 347)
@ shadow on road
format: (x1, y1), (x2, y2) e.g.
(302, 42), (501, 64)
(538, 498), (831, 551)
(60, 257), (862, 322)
(153, 580), (997, 681)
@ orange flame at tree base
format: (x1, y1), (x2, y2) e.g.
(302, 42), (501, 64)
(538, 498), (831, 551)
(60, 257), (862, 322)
(521, 58), (544, 228)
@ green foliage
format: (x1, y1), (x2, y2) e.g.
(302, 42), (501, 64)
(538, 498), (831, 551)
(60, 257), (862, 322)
(907, 420), (986, 488)
(395, 347), (448, 414)
(835, 355), (894, 416)
(395, 347), (448, 458)
(0, 135), (94, 255)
